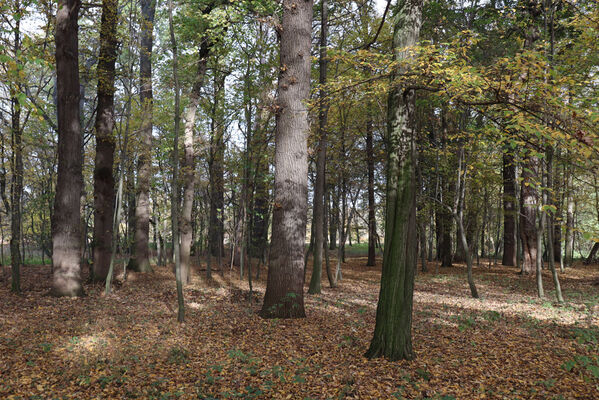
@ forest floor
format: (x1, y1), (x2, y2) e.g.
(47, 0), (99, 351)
(1, 254), (599, 399)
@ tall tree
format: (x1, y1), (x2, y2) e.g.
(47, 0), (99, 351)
(168, 0), (184, 321)
(129, 0), (156, 272)
(9, 0), (23, 293)
(308, 0), (329, 294)
(260, 0), (313, 318)
(208, 71), (226, 261)
(366, 109), (376, 267)
(92, 0), (119, 281)
(180, 36), (212, 284)
(366, 0), (423, 360)
(51, 0), (84, 297)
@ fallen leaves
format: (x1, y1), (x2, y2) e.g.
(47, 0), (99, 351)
(0, 258), (598, 399)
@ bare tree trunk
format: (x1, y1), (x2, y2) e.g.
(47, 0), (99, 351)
(168, 0), (184, 321)
(308, 0), (329, 295)
(366, 105), (376, 267)
(520, 153), (538, 275)
(545, 147), (563, 302)
(329, 184), (338, 250)
(502, 151), (517, 266)
(564, 170), (574, 266)
(129, 0), (156, 273)
(260, 0), (312, 319)
(10, 0), (23, 292)
(51, 0), (84, 296)
(366, 0), (422, 360)
(180, 38), (211, 285)
(208, 73), (225, 259)
(92, 0), (118, 281)
(324, 182), (335, 287)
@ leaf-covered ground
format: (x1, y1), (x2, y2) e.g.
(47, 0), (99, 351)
(1, 255), (598, 399)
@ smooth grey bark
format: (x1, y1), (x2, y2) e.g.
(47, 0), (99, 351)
(260, 0), (313, 319)
(452, 147), (478, 298)
(545, 148), (563, 302)
(129, 0), (156, 273)
(366, 0), (422, 361)
(92, 0), (118, 281)
(51, 0), (84, 297)
(308, 0), (329, 295)
(180, 37), (211, 285)
(168, 0), (184, 321)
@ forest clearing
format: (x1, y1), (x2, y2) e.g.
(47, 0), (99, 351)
(1, 255), (598, 399)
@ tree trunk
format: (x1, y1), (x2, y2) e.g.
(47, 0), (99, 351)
(10, 0), (23, 293)
(564, 181), (574, 266)
(520, 153), (538, 275)
(92, 0), (118, 281)
(329, 185), (338, 249)
(366, 0), (422, 361)
(180, 38), (211, 285)
(308, 0), (328, 295)
(366, 103), (376, 266)
(208, 73), (225, 259)
(438, 205), (453, 267)
(502, 151), (517, 266)
(260, 0), (312, 319)
(129, 0), (156, 273)
(585, 242), (599, 265)
(168, 0), (185, 321)
(51, 0), (84, 297)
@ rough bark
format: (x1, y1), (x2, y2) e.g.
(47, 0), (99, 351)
(92, 0), (118, 281)
(208, 74), (225, 259)
(52, 0), (84, 297)
(308, 0), (328, 295)
(502, 151), (517, 266)
(10, 1), (23, 293)
(129, 0), (156, 273)
(260, 0), (312, 319)
(366, 0), (422, 361)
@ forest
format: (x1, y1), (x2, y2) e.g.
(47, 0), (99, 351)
(0, 0), (598, 398)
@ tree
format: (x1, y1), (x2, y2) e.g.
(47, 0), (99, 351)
(51, 0), (84, 297)
(168, 0), (184, 321)
(129, 0), (156, 273)
(502, 151), (517, 266)
(9, 0), (23, 293)
(308, 0), (330, 294)
(366, 0), (423, 361)
(92, 0), (119, 281)
(260, 0), (313, 319)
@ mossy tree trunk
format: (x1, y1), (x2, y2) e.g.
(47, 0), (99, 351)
(366, 0), (422, 361)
